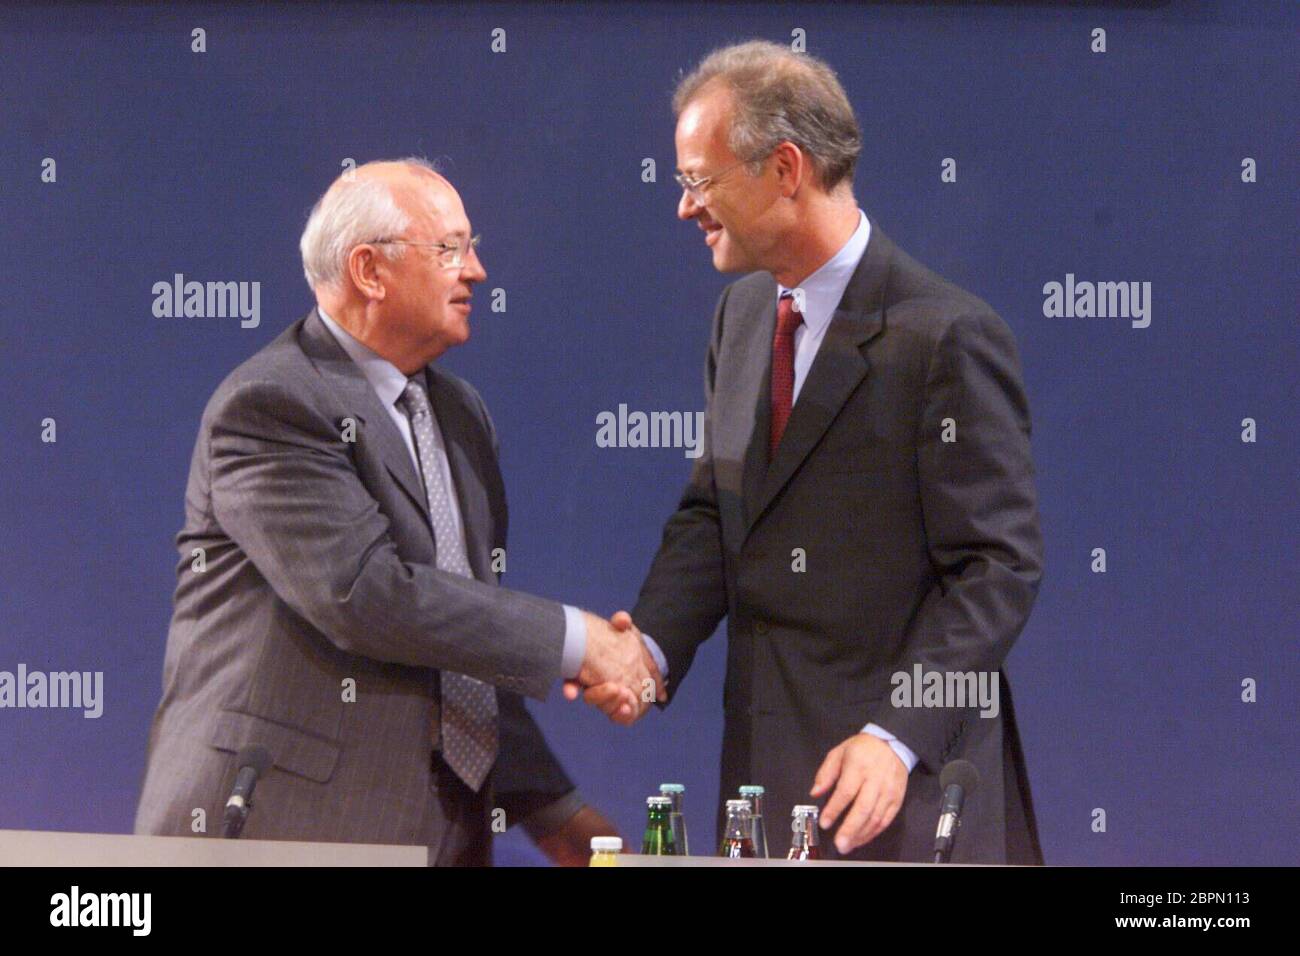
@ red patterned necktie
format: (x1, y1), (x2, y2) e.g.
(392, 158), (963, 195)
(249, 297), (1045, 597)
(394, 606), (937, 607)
(769, 292), (803, 458)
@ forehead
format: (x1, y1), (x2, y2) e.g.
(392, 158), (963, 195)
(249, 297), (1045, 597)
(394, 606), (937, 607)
(675, 84), (736, 169)
(404, 173), (471, 236)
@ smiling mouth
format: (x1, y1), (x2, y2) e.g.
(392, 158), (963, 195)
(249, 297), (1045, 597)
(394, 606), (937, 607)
(703, 223), (723, 246)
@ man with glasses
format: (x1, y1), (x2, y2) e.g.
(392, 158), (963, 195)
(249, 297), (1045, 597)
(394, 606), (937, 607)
(134, 159), (663, 865)
(583, 41), (1045, 864)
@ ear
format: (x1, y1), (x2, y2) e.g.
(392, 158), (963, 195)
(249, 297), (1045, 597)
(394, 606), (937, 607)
(347, 244), (386, 302)
(772, 141), (808, 198)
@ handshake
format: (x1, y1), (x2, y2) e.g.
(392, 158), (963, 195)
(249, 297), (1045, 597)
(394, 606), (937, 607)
(563, 610), (666, 725)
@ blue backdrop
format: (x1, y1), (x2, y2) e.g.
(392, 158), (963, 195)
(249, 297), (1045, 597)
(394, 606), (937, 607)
(1, 1), (1295, 865)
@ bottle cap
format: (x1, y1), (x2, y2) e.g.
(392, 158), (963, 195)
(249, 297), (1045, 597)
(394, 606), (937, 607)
(590, 836), (623, 852)
(739, 785), (766, 795)
(659, 783), (686, 793)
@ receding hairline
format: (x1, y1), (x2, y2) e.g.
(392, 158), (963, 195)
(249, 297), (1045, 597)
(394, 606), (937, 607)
(338, 161), (459, 227)
(327, 160), (447, 196)
(673, 48), (824, 116)
(671, 42), (862, 192)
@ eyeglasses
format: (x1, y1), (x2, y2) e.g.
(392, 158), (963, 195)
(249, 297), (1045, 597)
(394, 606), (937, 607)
(359, 234), (482, 269)
(674, 149), (773, 203)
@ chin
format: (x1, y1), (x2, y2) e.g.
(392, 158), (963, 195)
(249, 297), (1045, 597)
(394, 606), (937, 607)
(710, 238), (753, 274)
(712, 250), (750, 274)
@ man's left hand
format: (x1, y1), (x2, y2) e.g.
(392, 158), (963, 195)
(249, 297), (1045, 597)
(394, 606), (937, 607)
(810, 733), (908, 855)
(533, 805), (623, 867)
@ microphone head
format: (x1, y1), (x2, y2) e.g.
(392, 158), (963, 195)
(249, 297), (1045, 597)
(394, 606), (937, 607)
(235, 744), (273, 776)
(940, 759), (979, 796)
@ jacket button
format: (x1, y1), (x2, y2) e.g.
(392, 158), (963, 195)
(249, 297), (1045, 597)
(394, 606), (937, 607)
(755, 622), (769, 634)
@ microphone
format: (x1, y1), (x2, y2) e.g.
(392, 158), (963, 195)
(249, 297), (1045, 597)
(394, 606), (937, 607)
(221, 745), (273, 839)
(933, 759), (979, 863)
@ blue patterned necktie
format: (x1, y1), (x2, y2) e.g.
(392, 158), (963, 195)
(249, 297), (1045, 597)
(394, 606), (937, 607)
(398, 377), (498, 792)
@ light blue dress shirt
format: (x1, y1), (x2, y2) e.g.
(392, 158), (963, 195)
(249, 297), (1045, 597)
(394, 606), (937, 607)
(643, 211), (919, 774)
(316, 308), (588, 681)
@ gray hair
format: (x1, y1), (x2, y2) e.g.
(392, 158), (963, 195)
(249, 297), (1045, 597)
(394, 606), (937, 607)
(299, 157), (440, 291)
(673, 40), (861, 192)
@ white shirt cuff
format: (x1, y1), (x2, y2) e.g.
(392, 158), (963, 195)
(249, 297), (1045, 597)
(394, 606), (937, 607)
(559, 604), (586, 680)
(862, 723), (919, 773)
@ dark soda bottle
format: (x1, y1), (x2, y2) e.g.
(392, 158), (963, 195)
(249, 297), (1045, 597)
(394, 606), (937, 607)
(739, 785), (768, 858)
(787, 804), (822, 860)
(718, 799), (756, 858)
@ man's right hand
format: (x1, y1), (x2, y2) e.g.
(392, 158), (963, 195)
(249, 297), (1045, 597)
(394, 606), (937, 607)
(562, 611), (665, 725)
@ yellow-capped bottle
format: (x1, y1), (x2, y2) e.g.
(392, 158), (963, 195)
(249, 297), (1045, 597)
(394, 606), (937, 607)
(589, 836), (622, 867)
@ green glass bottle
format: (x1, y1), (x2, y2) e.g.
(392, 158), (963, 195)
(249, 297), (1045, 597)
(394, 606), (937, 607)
(641, 795), (677, 855)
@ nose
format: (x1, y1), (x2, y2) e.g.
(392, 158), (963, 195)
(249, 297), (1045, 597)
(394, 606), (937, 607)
(461, 244), (486, 283)
(678, 186), (701, 221)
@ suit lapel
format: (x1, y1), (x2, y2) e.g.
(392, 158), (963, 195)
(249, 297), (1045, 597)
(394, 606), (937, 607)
(299, 308), (431, 525)
(743, 220), (894, 536)
(300, 310), (493, 579)
(738, 284), (777, 531)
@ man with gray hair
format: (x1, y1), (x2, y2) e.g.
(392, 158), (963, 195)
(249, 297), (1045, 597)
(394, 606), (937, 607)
(135, 159), (663, 865)
(585, 41), (1045, 864)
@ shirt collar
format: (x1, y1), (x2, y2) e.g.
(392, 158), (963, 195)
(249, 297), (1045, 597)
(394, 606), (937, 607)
(316, 307), (416, 409)
(777, 209), (871, 338)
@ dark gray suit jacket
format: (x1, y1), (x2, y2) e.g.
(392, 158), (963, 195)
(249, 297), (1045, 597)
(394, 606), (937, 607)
(633, 219), (1045, 863)
(134, 309), (578, 850)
